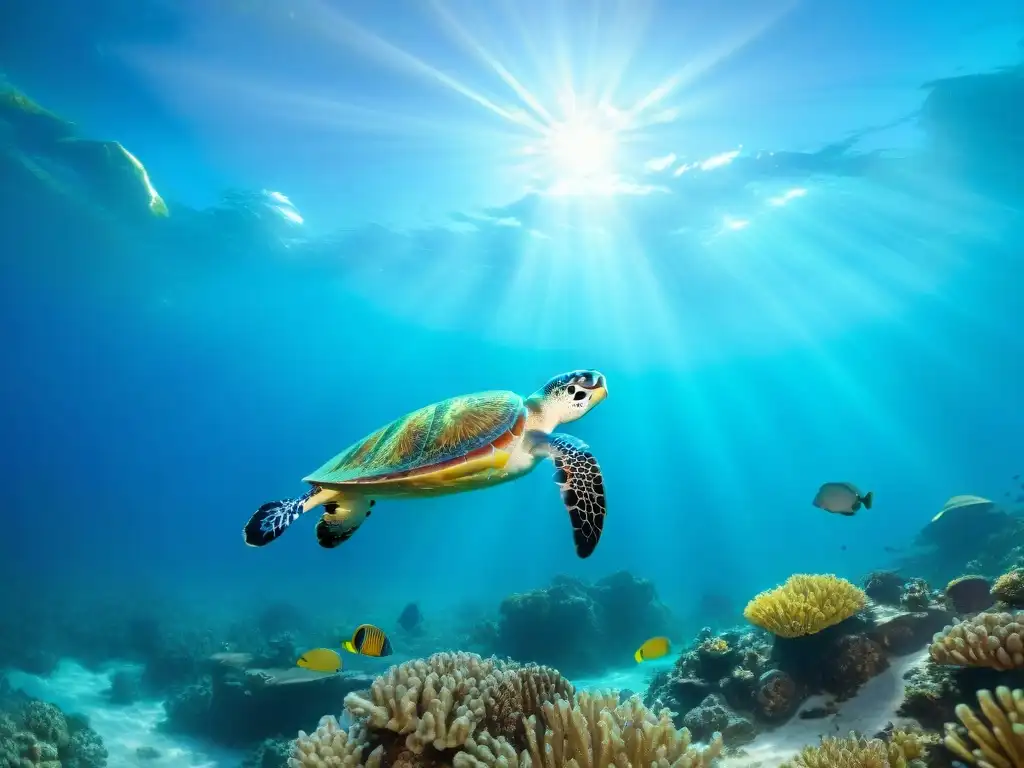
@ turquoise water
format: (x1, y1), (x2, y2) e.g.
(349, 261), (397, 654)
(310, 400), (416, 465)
(1, 2), (1023, 766)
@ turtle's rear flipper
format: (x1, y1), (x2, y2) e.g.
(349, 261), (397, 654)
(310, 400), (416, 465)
(316, 499), (375, 549)
(244, 493), (311, 547)
(526, 431), (607, 559)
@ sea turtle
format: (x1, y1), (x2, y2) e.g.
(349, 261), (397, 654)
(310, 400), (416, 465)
(243, 369), (609, 558)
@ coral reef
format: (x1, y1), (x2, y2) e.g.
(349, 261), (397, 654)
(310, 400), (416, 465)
(944, 686), (1024, 768)
(864, 572), (906, 606)
(290, 716), (376, 768)
(781, 729), (933, 768)
(645, 628), (771, 724)
(901, 580), (935, 612)
(945, 577), (995, 614)
(992, 570), (1024, 608)
(822, 635), (889, 701)
(754, 669), (799, 722)
(291, 654), (722, 768)
(743, 575), (866, 638)
(869, 603), (957, 657)
(486, 572), (672, 676)
(681, 694), (756, 745)
(929, 612), (1024, 670)
(0, 679), (108, 768)
(343, 652), (574, 754)
(648, 572), (957, 739)
(896, 497), (1017, 585)
(898, 652), (1024, 732)
(243, 738), (293, 768)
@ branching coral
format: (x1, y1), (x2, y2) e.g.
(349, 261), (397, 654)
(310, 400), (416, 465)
(343, 652), (573, 756)
(929, 612), (1024, 670)
(296, 654), (722, 768)
(743, 575), (866, 638)
(457, 692), (723, 768)
(289, 715), (379, 768)
(781, 729), (932, 768)
(943, 687), (1024, 768)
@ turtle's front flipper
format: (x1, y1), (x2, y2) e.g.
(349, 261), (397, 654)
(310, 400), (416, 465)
(243, 489), (316, 547)
(526, 431), (607, 558)
(316, 498), (375, 549)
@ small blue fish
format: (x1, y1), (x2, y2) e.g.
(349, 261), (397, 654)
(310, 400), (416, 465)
(813, 482), (873, 517)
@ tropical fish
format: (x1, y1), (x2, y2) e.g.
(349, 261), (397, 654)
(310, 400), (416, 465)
(813, 482), (873, 516)
(634, 636), (671, 662)
(296, 648), (342, 673)
(342, 624), (393, 657)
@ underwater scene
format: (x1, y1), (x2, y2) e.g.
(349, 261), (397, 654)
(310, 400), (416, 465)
(2, 1), (1024, 767)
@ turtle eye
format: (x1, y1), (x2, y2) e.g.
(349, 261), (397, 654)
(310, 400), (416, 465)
(567, 385), (576, 395)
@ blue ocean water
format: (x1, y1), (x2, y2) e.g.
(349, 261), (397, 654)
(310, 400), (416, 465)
(2, 1), (1024, 766)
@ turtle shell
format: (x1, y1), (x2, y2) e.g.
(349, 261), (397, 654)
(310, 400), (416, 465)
(304, 390), (528, 486)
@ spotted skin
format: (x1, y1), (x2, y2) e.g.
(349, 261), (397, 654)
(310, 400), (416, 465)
(305, 392), (525, 486)
(532, 432), (606, 558)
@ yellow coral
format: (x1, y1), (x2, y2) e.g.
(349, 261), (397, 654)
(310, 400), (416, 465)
(782, 730), (932, 768)
(743, 574), (866, 638)
(944, 687), (1024, 768)
(929, 613), (1024, 670)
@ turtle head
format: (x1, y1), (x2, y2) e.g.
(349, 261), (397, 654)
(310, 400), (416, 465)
(527, 369), (608, 426)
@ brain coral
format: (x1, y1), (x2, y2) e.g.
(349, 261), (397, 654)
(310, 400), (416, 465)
(929, 612), (1024, 670)
(743, 575), (866, 638)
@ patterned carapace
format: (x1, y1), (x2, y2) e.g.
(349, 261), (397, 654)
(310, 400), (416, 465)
(305, 391), (526, 485)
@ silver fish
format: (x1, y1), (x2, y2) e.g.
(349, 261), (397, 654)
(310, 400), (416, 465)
(813, 482), (874, 516)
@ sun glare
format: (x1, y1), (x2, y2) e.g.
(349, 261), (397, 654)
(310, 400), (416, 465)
(543, 117), (619, 181)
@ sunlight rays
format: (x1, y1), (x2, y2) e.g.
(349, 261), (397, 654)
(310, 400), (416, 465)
(262, 0), (798, 194)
